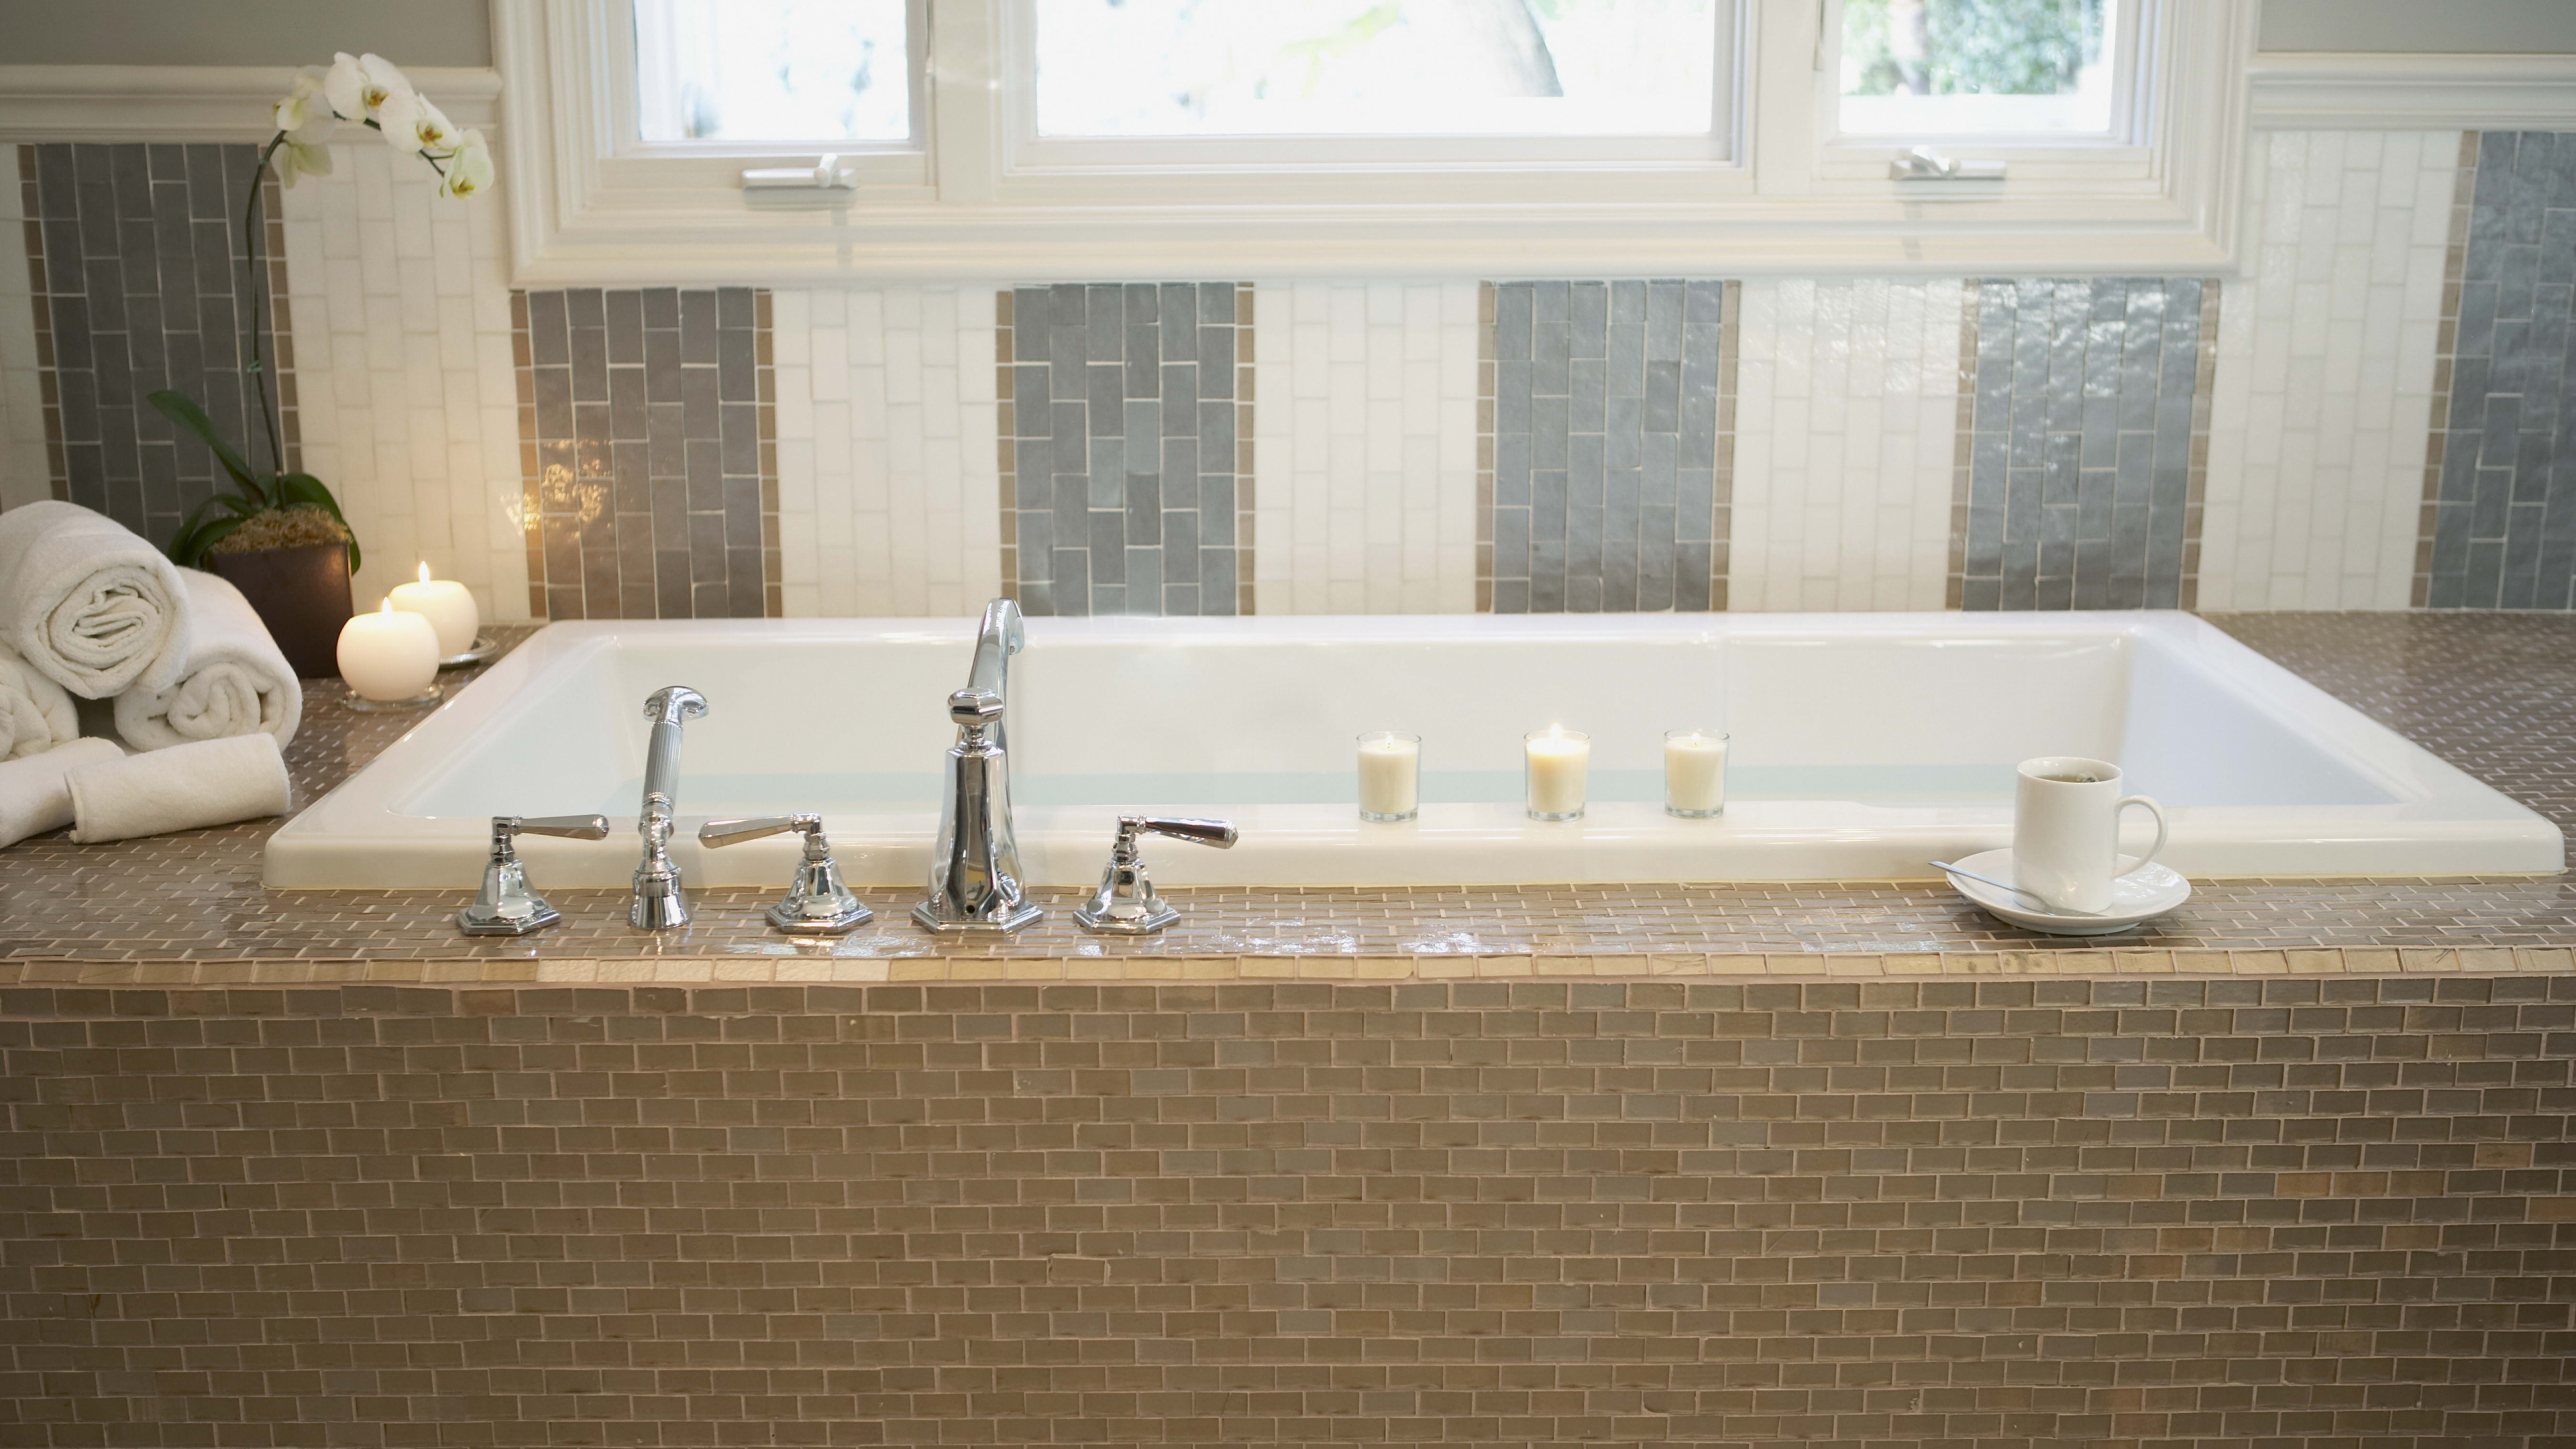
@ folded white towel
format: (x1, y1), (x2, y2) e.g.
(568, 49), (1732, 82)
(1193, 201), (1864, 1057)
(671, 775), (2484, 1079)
(0, 499), (191, 698)
(113, 569), (301, 752)
(0, 638), (77, 760)
(0, 735), (125, 846)
(67, 731), (290, 843)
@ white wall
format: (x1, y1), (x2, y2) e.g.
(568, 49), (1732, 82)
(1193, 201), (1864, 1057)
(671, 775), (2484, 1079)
(2198, 131), (2456, 610)
(0, 0), (492, 67)
(278, 141), (529, 619)
(1727, 278), (1964, 612)
(2259, 0), (2576, 53)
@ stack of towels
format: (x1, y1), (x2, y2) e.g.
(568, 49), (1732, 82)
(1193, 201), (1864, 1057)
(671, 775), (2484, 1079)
(0, 500), (298, 847)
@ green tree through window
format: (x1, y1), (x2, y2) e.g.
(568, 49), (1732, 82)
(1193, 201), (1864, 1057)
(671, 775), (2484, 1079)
(1843, 0), (2106, 98)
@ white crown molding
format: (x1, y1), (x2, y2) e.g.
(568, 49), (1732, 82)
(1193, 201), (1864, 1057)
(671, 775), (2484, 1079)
(0, 64), (502, 143)
(2249, 51), (2576, 129)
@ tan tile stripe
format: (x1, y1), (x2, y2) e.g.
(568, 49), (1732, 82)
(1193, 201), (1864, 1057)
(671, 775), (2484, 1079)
(1474, 280), (1495, 612)
(7, 945), (2571, 987)
(2416, 129), (2483, 608)
(1712, 279), (1740, 612)
(1944, 277), (1981, 609)
(2180, 276), (2220, 609)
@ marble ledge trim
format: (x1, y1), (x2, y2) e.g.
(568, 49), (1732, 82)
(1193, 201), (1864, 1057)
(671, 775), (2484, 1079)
(7, 946), (2574, 987)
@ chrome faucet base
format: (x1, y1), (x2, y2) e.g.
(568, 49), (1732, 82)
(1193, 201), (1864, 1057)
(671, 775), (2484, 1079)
(912, 898), (1044, 936)
(699, 813), (873, 935)
(1072, 815), (1237, 936)
(630, 871), (692, 930)
(460, 813), (610, 937)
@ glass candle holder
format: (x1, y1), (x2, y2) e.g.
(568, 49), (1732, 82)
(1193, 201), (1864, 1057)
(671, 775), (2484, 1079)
(1356, 731), (1420, 822)
(1664, 729), (1729, 818)
(1523, 728), (1590, 822)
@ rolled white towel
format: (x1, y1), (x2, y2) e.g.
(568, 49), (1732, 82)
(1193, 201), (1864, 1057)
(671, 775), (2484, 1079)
(67, 731), (290, 843)
(113, 569), (302, 752)
(0, 499), (191, 698)
(0, 735), (124, 847)
(0, 639), (77, 760)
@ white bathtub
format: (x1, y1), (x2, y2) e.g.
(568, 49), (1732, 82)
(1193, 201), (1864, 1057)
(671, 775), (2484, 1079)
(264, 611), (2563, 890)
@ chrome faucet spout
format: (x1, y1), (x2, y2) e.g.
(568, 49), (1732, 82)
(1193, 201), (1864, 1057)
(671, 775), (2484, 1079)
(633, 684), (708, 929)
(915, 599), (1041, 935)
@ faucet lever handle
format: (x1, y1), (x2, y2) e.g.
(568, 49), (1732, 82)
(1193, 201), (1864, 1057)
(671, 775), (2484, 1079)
(698, 812), (872, 935)
(698, 813), (819, 850)
(949, 687), (1004, 725)
(1120, 815), (1238, 852)
(509, 813), (612, 842)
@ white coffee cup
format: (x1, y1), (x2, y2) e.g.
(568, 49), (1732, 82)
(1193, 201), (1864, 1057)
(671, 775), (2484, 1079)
(2012, 755), (2169, 914)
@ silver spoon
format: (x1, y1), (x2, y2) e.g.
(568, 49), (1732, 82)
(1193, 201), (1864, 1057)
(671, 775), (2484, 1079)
(1929, 859), (2110, 918)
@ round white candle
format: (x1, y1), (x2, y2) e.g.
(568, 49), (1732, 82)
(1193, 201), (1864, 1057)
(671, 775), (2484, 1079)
(388, 561), (479, 657)
(1664, 729), (1729, 816)
(1356, 731), (1419, 822)
(1523, 727), (1590, 820)
(337, 599), (441, 701)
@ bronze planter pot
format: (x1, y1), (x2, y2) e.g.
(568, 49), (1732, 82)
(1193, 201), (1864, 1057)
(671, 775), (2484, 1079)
(205, 542), (354, 678)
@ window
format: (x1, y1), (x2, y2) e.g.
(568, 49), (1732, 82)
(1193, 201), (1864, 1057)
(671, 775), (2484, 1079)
(493, 0), (2254, 280)
(633, 0), (913, 143)
(1839, 0), (2127, 139)
(1031, 0), (1723, 139)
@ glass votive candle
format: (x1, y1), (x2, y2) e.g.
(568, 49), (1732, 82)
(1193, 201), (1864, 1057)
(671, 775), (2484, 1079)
(1523, 727), (1590, 822)
(1356, 731), (1420, 822)
(1664, 729), (1729, 817)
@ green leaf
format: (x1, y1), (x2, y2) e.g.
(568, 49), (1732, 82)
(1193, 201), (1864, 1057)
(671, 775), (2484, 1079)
(272, 472), (362, 573)
(168, 511), (249, 570)
(145, 390), (270, 505)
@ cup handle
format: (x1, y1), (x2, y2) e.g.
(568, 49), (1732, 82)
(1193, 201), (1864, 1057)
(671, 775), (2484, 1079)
(2114, 795), (2168, 876)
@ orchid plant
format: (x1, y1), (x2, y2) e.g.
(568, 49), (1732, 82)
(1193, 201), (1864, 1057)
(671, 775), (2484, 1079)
(154, 53), (494, 569)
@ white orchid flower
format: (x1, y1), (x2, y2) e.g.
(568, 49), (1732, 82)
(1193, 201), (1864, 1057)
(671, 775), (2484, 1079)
(323, 51), (417, 125)
(275, 137), (335, 188)
(272, 66), (333, 138)
(439, 129), (494, 199)
(407, 97), (460, 155)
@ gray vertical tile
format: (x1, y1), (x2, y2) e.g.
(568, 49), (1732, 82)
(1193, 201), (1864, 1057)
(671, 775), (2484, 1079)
(1002, 282), (1249, 616)
(1487, 278), (1726, 614)
(1959, 277), (2208, 612)
(2432, 132), (2576, 611)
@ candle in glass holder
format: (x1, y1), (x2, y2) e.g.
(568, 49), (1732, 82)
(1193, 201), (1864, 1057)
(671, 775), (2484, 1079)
(389, 561), (479, 657)
(1356, 731), (1420, 822)
(1523, 727), (1590, 821)
(1664, 729), (1729, 817)
(337, 598), (441, 701)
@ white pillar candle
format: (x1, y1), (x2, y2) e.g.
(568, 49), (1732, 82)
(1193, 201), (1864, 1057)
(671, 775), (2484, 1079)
(1523, 727), (1590, 821)
(336, 599), (441, 701)
(388, 561), (480, 657)
(1356, 731), (1419, 822)
(1664, 729), (1729, 817)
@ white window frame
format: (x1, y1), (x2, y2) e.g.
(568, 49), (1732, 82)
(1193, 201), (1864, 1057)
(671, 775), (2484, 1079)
(493, 0), (2253, 283)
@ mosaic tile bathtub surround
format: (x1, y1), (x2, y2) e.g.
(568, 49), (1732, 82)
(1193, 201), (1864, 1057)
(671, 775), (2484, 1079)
(511, 286), (778, 621)
(17, 143), (297, 545)
(8, 977), (2576, 1449)
(2424, 131), (2576, 610)
(997, 283), (1254, 616)
(1951, 277), (2219, 610)
(1480, 280), (1738, 613)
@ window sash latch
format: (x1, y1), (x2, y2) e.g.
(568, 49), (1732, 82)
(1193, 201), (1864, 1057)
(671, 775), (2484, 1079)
(1890, 146), (2006, 182)
(741, 155), (858, 193)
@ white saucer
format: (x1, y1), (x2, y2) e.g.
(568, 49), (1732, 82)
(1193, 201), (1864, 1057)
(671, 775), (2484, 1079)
(1940, 847), (2192, 936)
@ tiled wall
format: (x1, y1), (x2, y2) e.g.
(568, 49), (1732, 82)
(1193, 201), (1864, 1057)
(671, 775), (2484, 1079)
(276, 140), (524, 616)
(2428, 130), (2576, 610)
(996, 282), (1252, 616)
(512, 286), (777, 621)
(1730, 278), (1964, 611)
(1479, 279), (1735, 613)
(17, 142), (294, 547)
(771, 286), (1001, 618)
(7, 977), (2576, 1447)
(0, 159), (48, 511)
(9, 131), (2576, 619)
(1250, 282), (1481, 614)
(2201, 131), (2455, 611)
(1953, 277), (2218, 610)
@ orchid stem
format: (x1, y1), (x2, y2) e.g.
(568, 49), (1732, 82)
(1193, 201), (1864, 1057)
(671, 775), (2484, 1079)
(244, 131), (288, 484)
